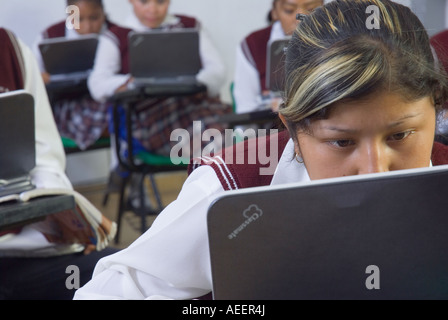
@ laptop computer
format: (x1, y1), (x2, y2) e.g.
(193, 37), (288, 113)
(128, 29), (203, 93)
(0, 90), (36, 197)
(265, 37), (290, 93)
(207, 165), (448, 300)
(38, 34), (98, 84)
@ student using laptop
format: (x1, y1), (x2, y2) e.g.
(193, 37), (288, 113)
(0, 28), (118, 300)
(88, 0), (232, 209)
(74, 0), (448, 300)
(233, 0), (324, 114)
(33, 0), (118, 150)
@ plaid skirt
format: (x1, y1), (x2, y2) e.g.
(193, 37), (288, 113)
(116, 91), (233, 158)
(52, 95), (109, 150)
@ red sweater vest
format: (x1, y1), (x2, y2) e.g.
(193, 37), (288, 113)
(241, 25), (272, 92)
(189, 130), (448, 191)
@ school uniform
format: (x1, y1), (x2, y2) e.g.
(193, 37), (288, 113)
(73, 129), (448, 300)
(33, 20), (114, 150)
(88, 13), (232, 159)
(234, 21), (287, 114)
(0, 28), (117, 300)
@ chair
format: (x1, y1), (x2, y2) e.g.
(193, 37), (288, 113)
(105, 86), (203, 244)
(62, 135), (111, 155)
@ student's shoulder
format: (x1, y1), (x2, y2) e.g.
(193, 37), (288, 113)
(43, 20), (66, 39)
(432, 141), (448, 166)
(173, 14), (200, 29)
(244, 24), (273, 46)
(106, 20), (133, 36)
(103, 20), (133, 46)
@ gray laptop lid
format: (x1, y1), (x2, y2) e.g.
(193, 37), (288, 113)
(38, 35), (98, 77)
(0, 90), (35, 195)
(265, 38), (290, 92)
(129, 29), (201, 83)
(207, 165), (448, 300)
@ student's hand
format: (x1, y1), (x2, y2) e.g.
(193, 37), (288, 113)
(115, 77), (134, 93)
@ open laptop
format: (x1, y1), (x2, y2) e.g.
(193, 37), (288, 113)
(128, 29), (203, 93)
(38, 34), (98, 84)
(265, 37), (290, 93)
(207, 165), (448, 300)
(0, 90), (36, 197)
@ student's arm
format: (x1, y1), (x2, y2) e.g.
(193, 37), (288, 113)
(19, 39), (73, 190)
(196, 28), (226, 97)
(233, 44), (263, 114)
(88, 35), (131, 102)
(74, 166), (224, 300)
(31, 33), (51, 84)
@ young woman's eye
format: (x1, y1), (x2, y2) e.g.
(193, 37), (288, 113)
(328, 139), (354, 148)
(388, 130), (415, 141)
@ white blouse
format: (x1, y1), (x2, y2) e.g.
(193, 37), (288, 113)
(0, 39), (75, 257)
(74, 139), (310, 300)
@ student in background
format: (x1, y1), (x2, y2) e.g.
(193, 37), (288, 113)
(74, 0), (448, 299)
(88, 0), (232, 209)
(33, 0), (117, 150)
(430, 29), (448, 142)
(233, 0), (324, 114)
(0, 28), (117, 300)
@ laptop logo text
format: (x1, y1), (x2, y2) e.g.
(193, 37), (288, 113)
(228, 204), (263, 240)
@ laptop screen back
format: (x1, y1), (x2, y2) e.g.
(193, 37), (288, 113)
(128, 29), (201, 80)
(207, 165), (448, 300)
(0, 90), (35, 180)
(38, 35), (98, 75)
(265, 38), (290, 92)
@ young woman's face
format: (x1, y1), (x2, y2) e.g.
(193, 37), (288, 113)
(129, 0), (170, 29)
(295, 91), (436, 180)
(74, 1), (106, 35)
(273, 0), (323, 35)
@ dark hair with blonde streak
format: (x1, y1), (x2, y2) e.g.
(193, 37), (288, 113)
(280, 0), (448, 140)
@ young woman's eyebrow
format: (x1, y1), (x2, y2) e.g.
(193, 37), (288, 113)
(320, 113), (424, 133)
(387, 113), (423, 128)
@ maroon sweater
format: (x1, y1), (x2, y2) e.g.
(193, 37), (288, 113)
(240, 25), (273, 92)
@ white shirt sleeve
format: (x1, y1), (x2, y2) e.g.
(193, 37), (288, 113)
(74, 165), (225, 300)
(196, 27), (226, 98)
(233, 44), (263, 114)
(19, 39), (72, 190)
(31, 33), (46, 73)
(88, 34), (131, 102)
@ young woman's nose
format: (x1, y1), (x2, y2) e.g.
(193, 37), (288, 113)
(357, 142), (390, 175)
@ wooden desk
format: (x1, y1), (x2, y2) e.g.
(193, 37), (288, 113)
(0, 195), (76, 232)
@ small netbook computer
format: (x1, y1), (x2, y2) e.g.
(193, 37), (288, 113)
(265, 37), (290, 93)
(0, 90), (36, 197)
(207, 165), (448, 300)
(38, 34), (98, 83)
(128, 29), (202, 91)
